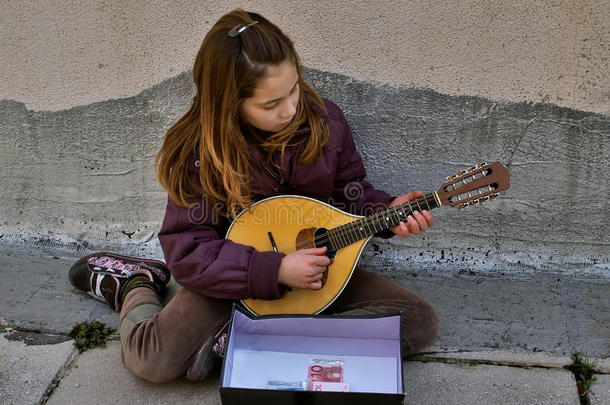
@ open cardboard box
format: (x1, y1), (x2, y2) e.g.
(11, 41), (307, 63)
(219, 305), (405, 405)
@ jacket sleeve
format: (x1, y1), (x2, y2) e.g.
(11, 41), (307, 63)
(158, 196), (286, 300)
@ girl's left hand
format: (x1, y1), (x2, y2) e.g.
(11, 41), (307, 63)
(388, 191), (434, 238)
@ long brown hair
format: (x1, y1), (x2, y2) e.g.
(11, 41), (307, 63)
(155, 9), (328, 216)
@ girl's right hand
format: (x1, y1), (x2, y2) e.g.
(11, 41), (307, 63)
(278, 247), (331, 290)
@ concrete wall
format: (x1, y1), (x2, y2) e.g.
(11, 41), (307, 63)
(1, 1), (609, 282)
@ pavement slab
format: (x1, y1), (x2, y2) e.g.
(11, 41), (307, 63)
(401, 272), (610, 358)
(46, 341), (221, 405)
(403, 361), (580, 405)
(0, 249), (118, 333)
(589, 374), (610, 405)
(597, 357), (610, 373)
(0, 331), (76, 404)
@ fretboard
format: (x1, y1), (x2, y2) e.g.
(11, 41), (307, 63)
(327, 192), (440, 250)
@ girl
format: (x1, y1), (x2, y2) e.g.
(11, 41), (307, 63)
(69, 8), (437, 383)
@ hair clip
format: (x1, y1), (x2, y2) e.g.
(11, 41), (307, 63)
(228, 21), (259, 38)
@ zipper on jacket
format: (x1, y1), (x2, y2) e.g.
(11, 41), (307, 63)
(260, 159), (285, 185)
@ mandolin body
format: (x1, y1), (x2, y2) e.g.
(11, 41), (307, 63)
(226, 195), (370, 315)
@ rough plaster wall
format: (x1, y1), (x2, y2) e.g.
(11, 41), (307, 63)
(0, 0), (608, 114)
(1, 69), (608, 282)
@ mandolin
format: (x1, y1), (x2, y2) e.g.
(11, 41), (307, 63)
(227, 161), (510, 316)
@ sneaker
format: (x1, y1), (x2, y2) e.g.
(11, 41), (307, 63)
(212, 332), (227, 358)
(69, 252), (171, 311)
(185, 320), (230, 380)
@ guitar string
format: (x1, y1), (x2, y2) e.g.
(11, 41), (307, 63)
(282, 193), (437, 252)
(293, 193), (435, 250)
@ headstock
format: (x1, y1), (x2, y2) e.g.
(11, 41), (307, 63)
(436, 161), (510, 210)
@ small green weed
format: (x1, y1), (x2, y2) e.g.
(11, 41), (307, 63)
(567, 353), (599, 403)
(69, 321), (116, 353)
(467, 360), (479, 366)
(580, 373), (597, 391)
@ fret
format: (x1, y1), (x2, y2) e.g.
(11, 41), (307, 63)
(395, 206), (403, 223)
(342, 225), (350, 247)
(415, 198), (422, 212)
(347, 222), (356, 244)
(335, 230), (342, 250)
(326, 229), (334, 250)
(375, 213), (383, 231)
(391, 206), (401, 226)
(337, 226), (346, 249)
(360, 218), (372, 237)
(342, 228), (349, 248)
(374, 217), (381, 232)
(384, 208), (394, 228)
(342, 226), (350, 248)
(362, 219), (370, 237)
(433, 191), (442, 207)
(380, 212), (390, 229)
(397, 204), (407, 222)
(328, 229), (338, 251)
(355, 221), (363, 240)
(352, 222), (360, 242)
(356, 219), (366, 239)
(424, 194), (432, 210)
(360, 221), (367, 238)
(362, 218), (371, 236)
(339, 224), (348, 246)
(366, 217), (375, 235)
(384, 208), (393, 227)
(406, 201), (415, 217)
(371, 215), (379, 232)
(331, 227), (338, 249)
(385, 208), (394, 227)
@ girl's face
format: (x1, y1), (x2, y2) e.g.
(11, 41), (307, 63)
(240, 59), (300, 133)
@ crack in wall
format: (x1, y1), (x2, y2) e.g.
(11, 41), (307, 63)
(507, 117), (536, 167)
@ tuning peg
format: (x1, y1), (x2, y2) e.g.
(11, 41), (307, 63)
(468, 200), (478, 207)
(446, 174), (455, 181)
(458, 202), (468, 211)
(489, 193), (500, 200)
(477, 162), (488, 168)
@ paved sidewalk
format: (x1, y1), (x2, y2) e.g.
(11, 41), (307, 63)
(0, 248), (608, 404)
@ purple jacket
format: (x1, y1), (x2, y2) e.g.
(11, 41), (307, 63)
(158, 99), (394, 300)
